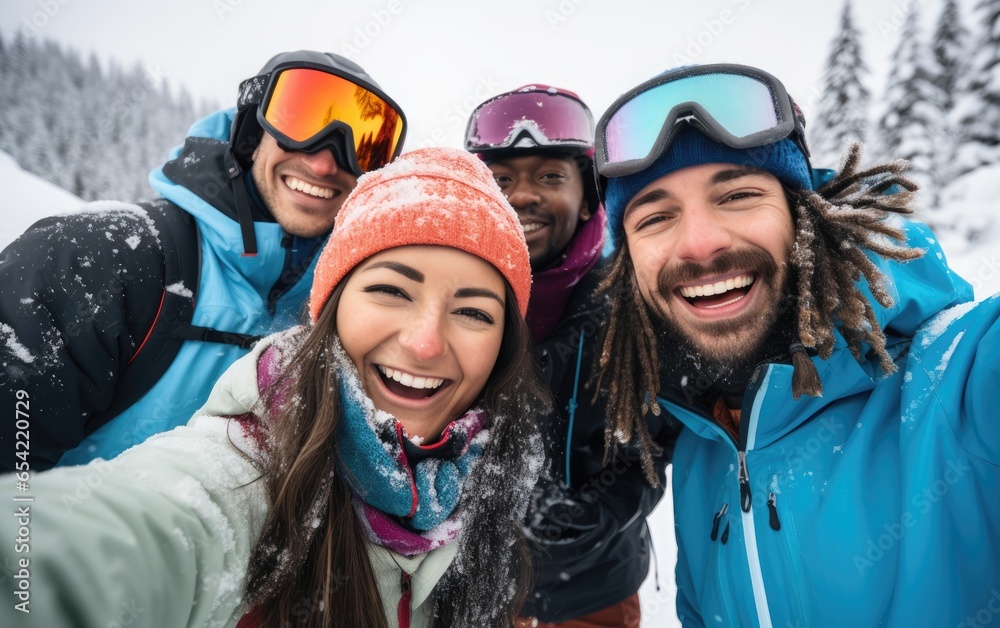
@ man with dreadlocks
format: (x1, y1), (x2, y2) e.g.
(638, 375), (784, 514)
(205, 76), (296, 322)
(592, 64), (1000, 627)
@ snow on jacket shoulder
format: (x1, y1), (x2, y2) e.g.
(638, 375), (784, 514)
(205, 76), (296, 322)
(0, 331), (459, 628)
(665, 221), (1000, 627)
(0, 203), (165, 470)
(1, 108), (324, 471)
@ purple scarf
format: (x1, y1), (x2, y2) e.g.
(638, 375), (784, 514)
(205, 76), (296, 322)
(526, 206), (606, 342)
(355, 501), (464, 557)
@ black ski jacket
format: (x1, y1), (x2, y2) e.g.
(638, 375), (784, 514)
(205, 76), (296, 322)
(522, 264), (680, 622)
(0, 123), (322, 472)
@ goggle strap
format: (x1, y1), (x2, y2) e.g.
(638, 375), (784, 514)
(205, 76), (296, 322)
(790, 97), (811, 158)
(237, 72), (273, 110)
(230, 171), (259, 257)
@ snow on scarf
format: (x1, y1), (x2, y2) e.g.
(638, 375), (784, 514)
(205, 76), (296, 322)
(250, 335), (489, 552)
(331, 339), (489, 549)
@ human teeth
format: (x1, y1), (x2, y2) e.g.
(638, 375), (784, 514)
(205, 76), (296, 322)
(377, 365), (444, 389)
(679, 274), (755, 299)
(285, 176), (334, 199)
(521, 223), (543, 233)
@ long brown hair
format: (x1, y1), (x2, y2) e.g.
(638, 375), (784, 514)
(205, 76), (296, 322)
(244, 276), (549, 627)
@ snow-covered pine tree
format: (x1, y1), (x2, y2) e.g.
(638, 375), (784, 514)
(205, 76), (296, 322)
(933, 0), (968, 113)
(927, 0), (968, 199)
(0, 33), (8, 148)
(877, 7), (940, 210)
(953, 0), (1000, 175)
(810, 0), (872, 169)
(0, 37), (214, 202)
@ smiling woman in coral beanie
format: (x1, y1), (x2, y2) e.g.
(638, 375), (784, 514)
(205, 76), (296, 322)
(0, 147), (549, 628)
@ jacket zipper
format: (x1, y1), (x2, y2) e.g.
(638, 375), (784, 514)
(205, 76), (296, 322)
(742, 367), (774, 628)
(395, 422), (420, 518)
(711, 502), (729, 541)
(397, 571), (412, 628)
(266, 234), (293, 315)
(659, 364), (778, 626)
(738, 450), (752, 513)
(266, 233), (323, 314)
(564, 329), (586, 486)
(767, 493), (781, 531)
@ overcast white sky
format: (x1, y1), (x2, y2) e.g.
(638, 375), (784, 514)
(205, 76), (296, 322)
(0, 4), (995, 622)
(0, 0), (976, 158)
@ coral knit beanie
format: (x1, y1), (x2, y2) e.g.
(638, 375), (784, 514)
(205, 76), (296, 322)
(309, 147), (532, 321)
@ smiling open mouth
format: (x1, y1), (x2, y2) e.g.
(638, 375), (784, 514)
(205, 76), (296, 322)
(376, 365), (446, 400)
(284, 176), (336, 199)
(520, 221), (545, 234)
(677, 273), (756, 309)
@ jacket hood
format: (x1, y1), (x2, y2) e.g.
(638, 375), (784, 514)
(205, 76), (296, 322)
(149, 107), (274, 224)
(820, 218), (973, 392)
(865, 219), (973, 338)
(146, 107), (321, 315)
(526, 204), (606, 342)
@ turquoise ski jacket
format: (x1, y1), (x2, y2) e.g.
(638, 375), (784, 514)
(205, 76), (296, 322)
(664, 221), (1000, 627)
(58, 109), (320, 465)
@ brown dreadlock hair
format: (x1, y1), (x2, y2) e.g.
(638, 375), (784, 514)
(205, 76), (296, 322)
(592, 142), (926, 486)
(788, 143), (925, 389)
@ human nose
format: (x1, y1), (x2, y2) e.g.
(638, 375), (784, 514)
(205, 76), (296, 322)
(673, 203), (733, 263)
(398, 311), (446, 362)
(298, 147), (342, 178)
(505, 179), (541, 210)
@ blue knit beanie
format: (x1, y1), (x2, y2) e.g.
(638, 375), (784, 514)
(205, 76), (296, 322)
(604, 125), (812, 244)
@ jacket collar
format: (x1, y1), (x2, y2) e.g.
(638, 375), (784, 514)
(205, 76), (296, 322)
(526, 206), (606, 342)
(660, 330), (881, 450)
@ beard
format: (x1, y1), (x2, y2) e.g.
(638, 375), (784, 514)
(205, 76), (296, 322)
(649, 248), (800, 400)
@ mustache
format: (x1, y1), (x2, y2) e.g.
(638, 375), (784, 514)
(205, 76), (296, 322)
(515, 203), (544, 219)
(656, 247), (779, 297)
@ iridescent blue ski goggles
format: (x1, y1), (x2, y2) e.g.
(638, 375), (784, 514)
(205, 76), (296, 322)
(595, 64), (809, 180)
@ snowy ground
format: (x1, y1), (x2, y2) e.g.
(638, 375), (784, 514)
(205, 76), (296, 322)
(932, 164), (1000, 300)
(0, 150), (84, 251)
(640, 467), (680, 627)
(2, 152), (997, 626)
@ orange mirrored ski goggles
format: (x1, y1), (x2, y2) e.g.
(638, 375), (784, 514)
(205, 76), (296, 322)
(257, 65), (407, 176)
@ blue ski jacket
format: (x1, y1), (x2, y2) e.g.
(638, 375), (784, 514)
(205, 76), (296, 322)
(58, 109), (323, 465)
(0, 108), (322, 469)
(663, 220), (1000, 627)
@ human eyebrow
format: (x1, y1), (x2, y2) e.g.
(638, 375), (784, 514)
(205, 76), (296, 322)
(710, 166), (770, 185)
(623, 188), (672, 221)
(363, 261), (424, 282)
(454, 288), (505, 308)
